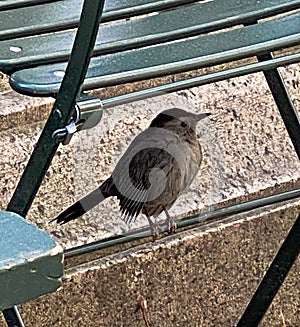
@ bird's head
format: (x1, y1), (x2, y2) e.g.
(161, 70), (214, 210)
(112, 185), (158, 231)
(149, 108), (210, 136)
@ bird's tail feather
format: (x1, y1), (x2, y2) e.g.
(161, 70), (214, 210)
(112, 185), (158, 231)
(52, 179), (111, 225)
(53, 200), (86, 225)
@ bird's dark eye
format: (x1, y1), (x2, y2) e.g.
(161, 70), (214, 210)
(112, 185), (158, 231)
(181, 121), (187, 127)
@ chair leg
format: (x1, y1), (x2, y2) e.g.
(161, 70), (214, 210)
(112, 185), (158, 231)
(237, 212), (300, 326)
(236, 52), (300, 326)
(258, 52), (300, 159)
(2, 306), (25, 327)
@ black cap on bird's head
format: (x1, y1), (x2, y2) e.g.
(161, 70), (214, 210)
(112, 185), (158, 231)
(150, 108), (211, 129)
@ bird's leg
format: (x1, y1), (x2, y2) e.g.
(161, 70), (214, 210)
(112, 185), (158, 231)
(144, 208), (160, 240)
(146, 215), (160, 240)
(164, 208), (177, 234)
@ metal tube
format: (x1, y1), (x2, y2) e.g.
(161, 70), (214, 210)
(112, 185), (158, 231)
(259, 52), (300, 160)
(3, 1), (106, 326)
(64, 189), (300, 259)
(2, 307), (25, 327)
(101, 53), (300, 110)
(236, 212), (300, 326)
(236, 46), (300, 326)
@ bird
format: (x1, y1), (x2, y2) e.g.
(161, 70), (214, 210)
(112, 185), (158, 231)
(52, 108), (210, 237)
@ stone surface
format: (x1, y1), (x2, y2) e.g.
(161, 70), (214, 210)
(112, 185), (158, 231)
(1, 201), (297, 327)
(0, 65), (299, 248)
(0, 63), (299, 326)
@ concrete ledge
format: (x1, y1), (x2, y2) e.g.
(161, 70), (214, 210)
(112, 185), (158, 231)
(1, 64), (299, 326)
(7, 201), (299, 327)
(0, 89), (53, 130)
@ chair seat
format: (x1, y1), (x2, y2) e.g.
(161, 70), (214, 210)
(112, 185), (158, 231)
(9, 12), (300, 96)
(0, 211), (63, 311)
(0, 0), (299, 96)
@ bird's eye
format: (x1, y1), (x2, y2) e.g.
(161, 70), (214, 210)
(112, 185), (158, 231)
(181, 121), (187, 127)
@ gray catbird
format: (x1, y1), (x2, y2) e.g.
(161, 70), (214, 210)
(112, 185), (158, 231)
(52, 108), (210, 236)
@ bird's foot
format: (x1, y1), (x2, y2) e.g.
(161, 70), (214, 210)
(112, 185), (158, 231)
(164, 208), (177, 234)
(150, 222), (161, 241)
(167, 218), (177, 234)
(146, 216), (160, 241)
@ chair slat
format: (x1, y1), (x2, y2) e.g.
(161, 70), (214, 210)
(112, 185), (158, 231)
(0, 0), (54, 10)
(1, 0), (300, 73)
(9, 12), (300, 96)
(0, 0), (200, 40)
(0, 211), (63, 310)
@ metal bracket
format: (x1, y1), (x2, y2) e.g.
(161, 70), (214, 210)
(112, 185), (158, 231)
(76, 93), (104, 131)
(52, 93), (103, 145)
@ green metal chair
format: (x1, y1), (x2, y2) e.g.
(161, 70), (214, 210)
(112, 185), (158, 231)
(0, 0), (299, 325)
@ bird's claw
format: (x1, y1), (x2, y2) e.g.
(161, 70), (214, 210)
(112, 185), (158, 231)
(146, 215), (161, 241)
(167, 217), (177, 234)
(164, 209), (177, 234)
(150, 222), (161, 241)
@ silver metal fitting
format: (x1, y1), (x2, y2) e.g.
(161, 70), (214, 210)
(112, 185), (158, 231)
(52, 93), (103, 145)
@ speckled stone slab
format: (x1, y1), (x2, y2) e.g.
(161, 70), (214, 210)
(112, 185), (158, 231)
(0, 211), (63, 310)
(13, 201), (300, 327)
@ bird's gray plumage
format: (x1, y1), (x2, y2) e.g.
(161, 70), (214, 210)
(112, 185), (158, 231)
(53, 108), (209, 235)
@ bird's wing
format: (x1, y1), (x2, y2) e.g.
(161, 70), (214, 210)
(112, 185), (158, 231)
(111, 128), (185, 221)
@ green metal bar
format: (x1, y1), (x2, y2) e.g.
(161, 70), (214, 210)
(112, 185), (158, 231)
(259, 52), (300, 160)
(236, 38), (300, 325)
(101, 52), (300, 110)
(2, 307), (25, 327)
(7, 0), (105, 217)
(2, 1), (106, 326)
(236, 212), (300, 326)
(64, 188), (300, 259)
(0, 0), (53, 11)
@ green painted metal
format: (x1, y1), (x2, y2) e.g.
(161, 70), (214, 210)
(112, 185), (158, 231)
(237, 213), (300, 326)
(2, 0), (300, 72)
(100, 53), (300, 110)
(0, 0), (79, 41)
(0, 0), (53, 10)
(2, 307), (24, 327)
(7, 0), (105, 216)
(259, 53), (300, 160)
(9, 12), (300, 96)
(3, 0), (106, 325)
(0, 211), (63, 311)
(234, 33), (300, 324)
(0, 0), (200, 40)
(64, 188), (300, 258)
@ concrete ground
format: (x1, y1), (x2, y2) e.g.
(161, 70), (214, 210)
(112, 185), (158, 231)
(0, 63), (299, 326)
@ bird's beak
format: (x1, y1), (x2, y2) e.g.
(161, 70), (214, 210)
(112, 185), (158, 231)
(196, 113), (211, 121)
